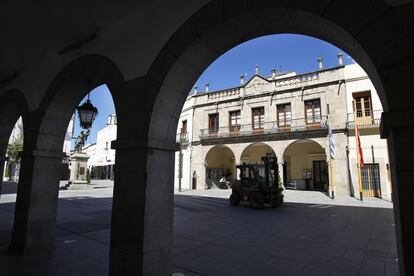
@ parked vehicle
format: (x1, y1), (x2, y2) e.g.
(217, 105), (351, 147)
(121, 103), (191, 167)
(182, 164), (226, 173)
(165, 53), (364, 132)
(229, 154), (283, 209)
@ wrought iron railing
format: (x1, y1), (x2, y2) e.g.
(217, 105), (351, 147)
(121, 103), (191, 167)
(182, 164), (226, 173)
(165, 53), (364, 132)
(200, 116), (327, 140)
(347, 110), (381, 128)
(176, 132), (189, 144)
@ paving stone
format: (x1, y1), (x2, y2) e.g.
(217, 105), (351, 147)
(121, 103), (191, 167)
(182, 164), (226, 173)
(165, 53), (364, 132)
(0, 182), (398, 275)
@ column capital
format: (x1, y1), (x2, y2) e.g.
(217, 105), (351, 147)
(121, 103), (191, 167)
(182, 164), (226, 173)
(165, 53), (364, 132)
(380, 109), (414, 138)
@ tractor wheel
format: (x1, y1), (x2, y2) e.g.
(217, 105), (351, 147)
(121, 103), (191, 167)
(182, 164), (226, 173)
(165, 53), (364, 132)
(271, 193), (284, 208)
(249, 192), (265, 209)
(229, 193), (240, 206)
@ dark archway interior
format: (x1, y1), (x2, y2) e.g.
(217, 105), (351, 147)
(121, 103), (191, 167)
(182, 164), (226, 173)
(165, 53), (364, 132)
(1, 1), (413, 275)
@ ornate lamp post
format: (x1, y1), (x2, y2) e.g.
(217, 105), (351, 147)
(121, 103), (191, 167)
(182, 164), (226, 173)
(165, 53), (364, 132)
(67, 92), (98, 190)
(76, 94), (98, 130)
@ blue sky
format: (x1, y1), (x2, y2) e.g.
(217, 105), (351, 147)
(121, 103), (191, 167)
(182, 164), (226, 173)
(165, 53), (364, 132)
(72, 34), (352, 146)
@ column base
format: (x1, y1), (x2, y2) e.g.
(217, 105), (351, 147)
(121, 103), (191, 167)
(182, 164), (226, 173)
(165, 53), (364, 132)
(66, 181), (93, 190)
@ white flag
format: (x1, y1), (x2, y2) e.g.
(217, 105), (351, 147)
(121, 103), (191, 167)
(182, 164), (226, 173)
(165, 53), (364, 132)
(329, 124), (335, 159)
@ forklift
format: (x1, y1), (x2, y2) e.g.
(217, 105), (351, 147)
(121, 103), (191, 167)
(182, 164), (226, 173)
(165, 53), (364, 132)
(229, 154), (284, 209)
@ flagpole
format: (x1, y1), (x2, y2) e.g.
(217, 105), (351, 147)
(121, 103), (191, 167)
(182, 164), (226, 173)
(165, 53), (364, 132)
(329, 152), (335, 199)
(354, 112), (363, 201)
(357, 157), (363, 201)
(328, 120), (335, 199)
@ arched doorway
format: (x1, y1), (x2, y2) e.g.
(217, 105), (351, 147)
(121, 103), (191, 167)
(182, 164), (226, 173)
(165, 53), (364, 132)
(283, 139), (327, 191)
(204, 145), (235, 189)
(9, 54), (124, 257)
(142, 2), (411, 274)
(240, 143), (276, 164)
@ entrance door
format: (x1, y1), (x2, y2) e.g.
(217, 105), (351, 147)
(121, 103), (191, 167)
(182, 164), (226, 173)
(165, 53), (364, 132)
(361, 163), (381, 197)
(313, 160), (327, 190)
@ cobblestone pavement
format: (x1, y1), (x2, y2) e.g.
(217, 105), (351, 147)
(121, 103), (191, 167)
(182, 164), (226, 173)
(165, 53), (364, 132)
(0, 181), (398, 275)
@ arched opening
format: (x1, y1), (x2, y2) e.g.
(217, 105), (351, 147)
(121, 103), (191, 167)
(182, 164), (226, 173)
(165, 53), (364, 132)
(240, 142), (276, 165)
(204, 145), (235, 189)
(151, 4), (399, 274)
(0, 90), (28, 252)
(3, 118), (23, 185)
(8, 54), (124, 271)
(283, 139), (327, 191)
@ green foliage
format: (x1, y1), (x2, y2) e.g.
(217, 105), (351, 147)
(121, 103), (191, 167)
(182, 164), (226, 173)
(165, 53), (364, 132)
(7, 120), (24, 162)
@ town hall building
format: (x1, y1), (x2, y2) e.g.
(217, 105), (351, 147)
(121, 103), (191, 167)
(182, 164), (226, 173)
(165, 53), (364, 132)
(175, 56), (391, 199)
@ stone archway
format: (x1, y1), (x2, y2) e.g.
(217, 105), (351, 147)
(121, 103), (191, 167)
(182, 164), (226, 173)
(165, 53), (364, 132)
(204, 145), (236, 189)
(0, 90), (28, 196)
(283, 139), (327, 191)
(9, 54), (124, 254)
(142, 2), (413, 274)
(240, 142), (276, 164)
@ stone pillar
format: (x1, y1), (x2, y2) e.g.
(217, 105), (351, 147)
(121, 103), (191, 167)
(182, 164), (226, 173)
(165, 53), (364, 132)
(278, 162), (284, 187)
(9, 149), (64, 253)
(107, 76), (178, 276)
(109, 139), (176, 275)
(381, 109), (414, 276)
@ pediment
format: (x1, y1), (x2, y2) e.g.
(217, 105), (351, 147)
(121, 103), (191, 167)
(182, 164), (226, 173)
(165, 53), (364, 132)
(243, 75), (270, 95)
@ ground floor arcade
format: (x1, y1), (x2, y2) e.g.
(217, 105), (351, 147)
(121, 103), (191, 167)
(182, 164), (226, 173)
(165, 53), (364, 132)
(175, 133), (392, 199)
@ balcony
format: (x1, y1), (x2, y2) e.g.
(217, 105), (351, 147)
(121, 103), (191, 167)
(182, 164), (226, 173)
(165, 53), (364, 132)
(347, 110), (381, 128)
(176, 132), (189, 145)
(200, 117), (328, 142)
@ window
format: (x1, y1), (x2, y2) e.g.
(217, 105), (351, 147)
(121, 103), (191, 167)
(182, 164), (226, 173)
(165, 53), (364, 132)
(252, 107), (264, 130)
(208, 113), (219, 134)
(277, 104), (291, 128)
(353, 92), (373, 126)
(229, 110), (241, 132)
(353, 92), (372, 118)
(181, 120), (187, 133)
(305, 99), (321, 124)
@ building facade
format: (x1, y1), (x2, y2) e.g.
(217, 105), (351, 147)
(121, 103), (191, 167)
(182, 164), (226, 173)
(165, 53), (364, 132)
(82, 113), (117, 180)
(3, 117), (73, 182)
(175, 59), (392, 199)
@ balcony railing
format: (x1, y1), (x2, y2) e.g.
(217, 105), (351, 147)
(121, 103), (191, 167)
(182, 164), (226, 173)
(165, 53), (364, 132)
(200, 116), (327, 140)
(347, 110), (381, 128)
(176, 132), (189, 144)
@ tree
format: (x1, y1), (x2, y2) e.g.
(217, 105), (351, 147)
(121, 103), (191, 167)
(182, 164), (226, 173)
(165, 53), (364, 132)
(6, 119), (23, 179)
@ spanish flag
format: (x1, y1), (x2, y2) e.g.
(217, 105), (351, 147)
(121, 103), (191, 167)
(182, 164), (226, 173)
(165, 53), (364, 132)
(355, 120), (364, 167)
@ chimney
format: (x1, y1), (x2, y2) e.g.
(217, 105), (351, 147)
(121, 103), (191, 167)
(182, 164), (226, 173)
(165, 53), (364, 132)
(193, 85), (198, 94)
(255, 65), (259, 75)
(337, 53), (344, 66)
(240, 75), (245, 85)
(318, 57), (324, 70)
(271, 68), (276, 80)
(205, 83), (209, 92)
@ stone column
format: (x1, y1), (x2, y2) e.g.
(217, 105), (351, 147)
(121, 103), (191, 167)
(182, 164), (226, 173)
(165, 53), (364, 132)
(108, 77), (177, 275)
(381, 110), (414, 276)
(109, 139), (176, 275)
(278, 162), (284, 187)
(9, 149), (64, 253)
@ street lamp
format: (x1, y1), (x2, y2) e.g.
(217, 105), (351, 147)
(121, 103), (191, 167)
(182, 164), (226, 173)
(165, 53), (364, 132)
(76, 94), (98, 130)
